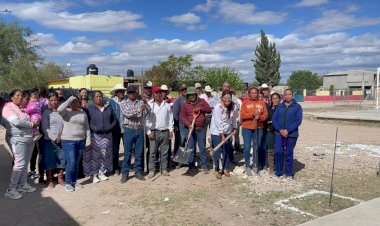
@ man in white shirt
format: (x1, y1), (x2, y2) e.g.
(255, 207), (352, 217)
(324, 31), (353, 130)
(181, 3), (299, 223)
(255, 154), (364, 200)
(146, 86), (174, 178)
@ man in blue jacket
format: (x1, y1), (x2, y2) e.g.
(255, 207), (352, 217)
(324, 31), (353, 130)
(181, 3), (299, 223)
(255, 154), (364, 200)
(108, 84), (126, 175)
(272, 89), (303, 180)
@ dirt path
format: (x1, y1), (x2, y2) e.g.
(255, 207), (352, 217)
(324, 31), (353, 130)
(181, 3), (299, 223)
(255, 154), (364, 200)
(1, 118), (379, 226)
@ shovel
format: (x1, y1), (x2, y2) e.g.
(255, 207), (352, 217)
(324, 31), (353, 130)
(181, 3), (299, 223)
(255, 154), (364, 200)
(173, 111), (200, 164)
(209, 132), (235, 156)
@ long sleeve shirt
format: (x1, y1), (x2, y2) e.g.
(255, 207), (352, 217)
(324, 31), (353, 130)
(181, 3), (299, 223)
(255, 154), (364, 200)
(57, 96), (91, 146)
(86, 104), (117, 134)
(25, 101), (42, 123)
(180, 98), (212, 129)
(1, 102), (33, 139)
(172, 96), (185, 127)
(240, 99), (268, 129)
(41, 109), (63, 141)
(108, 96), (125, 133)
(210, 103), (238, 135)
(120, 98), (150, 127)
(146, 101), (174, 135)
(272, 99), (303, 138)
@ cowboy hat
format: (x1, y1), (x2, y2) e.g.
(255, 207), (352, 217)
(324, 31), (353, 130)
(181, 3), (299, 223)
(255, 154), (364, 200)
(110, 84), (126, 96)
(205, 85), (213, 92)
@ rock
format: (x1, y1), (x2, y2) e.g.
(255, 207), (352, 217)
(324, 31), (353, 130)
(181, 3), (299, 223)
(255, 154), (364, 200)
(102, 210), (110, 214)
(164, 197), (170, 202)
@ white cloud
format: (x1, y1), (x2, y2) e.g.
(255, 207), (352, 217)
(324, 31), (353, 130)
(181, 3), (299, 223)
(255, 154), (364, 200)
(164, 13), (201, 25)
(26, 32), (380, 83)
(302, 10), (380, 33)
(217, 0), (286, 25)
(82, 0), (121, 6)
(0, 1), (145, 32)
(193, 0), (216, 13)
(294, 0), (328, 7)
(27, 33), (113, 56)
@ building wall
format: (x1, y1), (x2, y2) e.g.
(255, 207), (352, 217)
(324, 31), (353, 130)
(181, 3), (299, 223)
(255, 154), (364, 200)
(323, 75), (348, 90)
(47, 80), (70, 88)
(47, 75), (123, 97)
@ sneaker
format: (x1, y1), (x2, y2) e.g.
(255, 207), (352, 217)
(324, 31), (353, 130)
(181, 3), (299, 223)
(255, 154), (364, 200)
(147, 170), (156, 178)
(17, 183), (37, 193)
(65, 184), (74, 192)
(92, 175), (100, 183)
(285, 176), (294, 181)
(73, 183), (84, 189)
(28, 171), (36, 179)
(4, 188), (23, 200)
(162, 170), (170, 176)
(98, 174), (109, 181)
(245, 167), (252, 176)
(120, 176), (128, 184)
(135, 174), (146, 181)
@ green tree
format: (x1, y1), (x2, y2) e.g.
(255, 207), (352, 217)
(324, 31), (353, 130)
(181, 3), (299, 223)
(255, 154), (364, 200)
(287, 70), (322, 91)
(0, 20), (45, 90)
(145, 54), (194, 89)
(204, 67), (244, 92)
(253, 29), (281, 87)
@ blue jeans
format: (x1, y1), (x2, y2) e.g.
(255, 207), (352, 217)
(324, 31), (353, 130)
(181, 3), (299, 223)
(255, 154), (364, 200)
(186, 127), (207, 169)
(242, 128), (263, 170)
(211, 134), (233, 171)
(122, 128), (144, 176)
(275, 135), (298, 177)
(61, 139), (85, 185)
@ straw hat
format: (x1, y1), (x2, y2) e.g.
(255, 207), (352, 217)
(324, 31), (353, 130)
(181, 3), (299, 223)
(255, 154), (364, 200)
(110, 84), (126, 96)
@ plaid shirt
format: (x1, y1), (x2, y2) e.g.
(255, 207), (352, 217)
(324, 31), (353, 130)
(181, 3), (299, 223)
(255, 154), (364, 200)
(120, 98), (150, 127)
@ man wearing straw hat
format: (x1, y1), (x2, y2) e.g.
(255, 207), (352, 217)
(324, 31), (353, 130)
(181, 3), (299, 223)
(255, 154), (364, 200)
(108, 84), (126, 175)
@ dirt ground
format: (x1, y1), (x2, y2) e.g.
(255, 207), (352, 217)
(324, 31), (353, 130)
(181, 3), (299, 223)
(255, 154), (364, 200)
(1, 102), (380, 226)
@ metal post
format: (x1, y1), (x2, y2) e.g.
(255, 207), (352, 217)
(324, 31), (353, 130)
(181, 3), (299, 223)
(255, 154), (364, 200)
(329, 127), (339, 207)
(376, 67), (380, 109)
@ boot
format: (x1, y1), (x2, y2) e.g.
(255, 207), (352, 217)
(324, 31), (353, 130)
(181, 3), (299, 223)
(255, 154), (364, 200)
(267, 149), (275, 175)
(46, 170), (54, 189)
(57, 169), (65, 186)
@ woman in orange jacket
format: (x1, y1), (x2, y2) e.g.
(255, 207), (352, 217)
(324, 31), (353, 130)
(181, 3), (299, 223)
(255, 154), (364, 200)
(240, 86), (268, 176)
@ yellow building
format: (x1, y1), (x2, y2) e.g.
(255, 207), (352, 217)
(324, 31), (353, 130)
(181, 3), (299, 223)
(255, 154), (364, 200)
(47, 75), (124, 97)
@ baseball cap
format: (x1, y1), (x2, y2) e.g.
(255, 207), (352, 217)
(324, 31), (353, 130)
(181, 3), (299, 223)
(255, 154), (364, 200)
(126, 86), (137, 93)
(143, 81), (153, 88)
(152, 86), (162, 93)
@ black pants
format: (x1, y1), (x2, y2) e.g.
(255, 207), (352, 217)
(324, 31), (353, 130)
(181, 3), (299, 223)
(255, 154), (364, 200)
(112, 131), (123, 171)
(30, 139), (44, 176)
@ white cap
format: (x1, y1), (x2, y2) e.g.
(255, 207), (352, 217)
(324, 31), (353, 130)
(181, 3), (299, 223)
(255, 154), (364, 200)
(205, 85), (213, 92)
(160, 84), (169, 91)
(261, 83), (269, 89)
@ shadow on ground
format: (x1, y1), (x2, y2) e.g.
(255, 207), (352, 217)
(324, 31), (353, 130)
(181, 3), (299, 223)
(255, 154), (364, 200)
(0, 144), (79, 226)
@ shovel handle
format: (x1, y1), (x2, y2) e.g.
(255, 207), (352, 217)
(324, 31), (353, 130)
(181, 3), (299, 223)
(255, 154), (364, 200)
(184, 111), (201, 149)
(209, 132), (235, 156)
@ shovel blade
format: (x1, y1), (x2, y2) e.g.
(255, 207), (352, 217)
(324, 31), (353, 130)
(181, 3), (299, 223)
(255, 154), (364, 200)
(173, 146), (192, 164)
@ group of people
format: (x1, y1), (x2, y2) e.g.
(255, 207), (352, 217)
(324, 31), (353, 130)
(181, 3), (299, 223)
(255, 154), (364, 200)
(1, 80), (303, 200)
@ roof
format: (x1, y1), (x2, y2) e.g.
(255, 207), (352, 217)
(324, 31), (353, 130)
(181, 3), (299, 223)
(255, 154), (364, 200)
(323, 70), (375, 77)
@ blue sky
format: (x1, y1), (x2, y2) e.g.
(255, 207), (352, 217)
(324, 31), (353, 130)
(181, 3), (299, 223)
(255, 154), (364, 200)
(1, 0), (380, 83)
